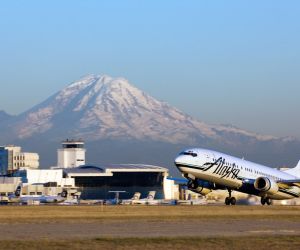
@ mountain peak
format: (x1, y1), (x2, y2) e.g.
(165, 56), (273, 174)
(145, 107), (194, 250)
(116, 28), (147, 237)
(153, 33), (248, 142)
(5, 74), (277, 144)
(0, 74), (298, 169)
(63, 75), (133, 99)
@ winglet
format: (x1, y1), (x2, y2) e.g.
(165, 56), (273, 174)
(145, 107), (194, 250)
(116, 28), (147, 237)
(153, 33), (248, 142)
(295, 160), (300, 169)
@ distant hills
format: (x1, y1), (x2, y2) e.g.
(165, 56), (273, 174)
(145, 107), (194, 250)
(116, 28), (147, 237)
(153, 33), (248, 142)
(0, 74), (299, 174)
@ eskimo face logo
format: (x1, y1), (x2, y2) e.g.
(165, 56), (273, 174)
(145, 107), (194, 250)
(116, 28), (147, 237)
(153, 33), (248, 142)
(202, 157), (240, 180)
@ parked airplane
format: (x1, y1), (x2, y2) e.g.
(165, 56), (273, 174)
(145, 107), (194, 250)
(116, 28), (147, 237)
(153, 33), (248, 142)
(104, 191), (126, 205)
(121, 192), (141, 205)
(9, 185), (68, 204)
(132, 191), (159, 205)
(58, 198), (80, 205)
(174, 148), (300, 205)
(20, 194), (66, 204)
(176, 196), (207, 205)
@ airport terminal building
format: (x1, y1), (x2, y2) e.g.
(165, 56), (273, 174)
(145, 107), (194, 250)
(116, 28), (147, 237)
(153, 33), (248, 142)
(63, 164), (168, 200)
(2, 140), (176, 200)
(56, 140), (170, 199)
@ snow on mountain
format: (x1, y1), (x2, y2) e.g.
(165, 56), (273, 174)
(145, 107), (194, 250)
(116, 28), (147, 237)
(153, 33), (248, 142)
(8, 74), (276, 144)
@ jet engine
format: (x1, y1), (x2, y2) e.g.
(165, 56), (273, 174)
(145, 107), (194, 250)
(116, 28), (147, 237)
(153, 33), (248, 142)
(192, 186), (212, 195)
(187, 179), (212, 195)
(254, 177), (278, 195)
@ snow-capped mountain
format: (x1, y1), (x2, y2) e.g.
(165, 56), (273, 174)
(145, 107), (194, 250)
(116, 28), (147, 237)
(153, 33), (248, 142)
(0, 74), (299, 169)
(7, 74), (275, 143)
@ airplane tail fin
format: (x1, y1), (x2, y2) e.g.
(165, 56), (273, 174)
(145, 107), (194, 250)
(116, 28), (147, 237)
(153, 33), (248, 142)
(7, 183), (22, 200)
(132, 192), (141, 200)
(283, 160), (300, 177)
(60, 190), (68, 198)
(147, 191), (156, 200)
(14, 184), (22, 197)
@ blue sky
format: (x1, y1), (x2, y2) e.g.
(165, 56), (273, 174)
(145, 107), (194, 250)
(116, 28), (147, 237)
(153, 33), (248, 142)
(0, 1), (300, 138)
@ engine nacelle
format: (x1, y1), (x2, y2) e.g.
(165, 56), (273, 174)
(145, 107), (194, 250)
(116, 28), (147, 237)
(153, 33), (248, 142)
(254, 177), (278, 195)
(187, 179), (212, 195)
(192, 186), (212, 195)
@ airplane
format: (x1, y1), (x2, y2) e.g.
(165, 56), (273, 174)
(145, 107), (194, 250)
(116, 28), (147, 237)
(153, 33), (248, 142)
(174, 148), (300, 205)
(9, 185), (68, 204)
(103, 191), (126, 205)
(126, 191), (177, 205)
(58, 198), (80, 205)
(19, 194), (66, 204)
(176, 195), (207, 205)
(132, 191), (160, 205)
(121, 192), (141, 205)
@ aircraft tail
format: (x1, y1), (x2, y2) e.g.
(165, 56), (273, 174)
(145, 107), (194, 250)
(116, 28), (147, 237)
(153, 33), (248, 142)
(7, 184), (22, 200)
(283, 160), (300, 177)
(147, 191), (156, 200)
(60, 190), (68, 198)
(14, 184), (22, 197)
(132, 192), (141, 200)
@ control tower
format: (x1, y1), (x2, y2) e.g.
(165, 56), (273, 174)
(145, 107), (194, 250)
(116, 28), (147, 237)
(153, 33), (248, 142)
(57, 139), (86, 168)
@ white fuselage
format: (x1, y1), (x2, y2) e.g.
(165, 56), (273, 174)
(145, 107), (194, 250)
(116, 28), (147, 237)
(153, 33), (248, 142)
(175, 148), (300, 200)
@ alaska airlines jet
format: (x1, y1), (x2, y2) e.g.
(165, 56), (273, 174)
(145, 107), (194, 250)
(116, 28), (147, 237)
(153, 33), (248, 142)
(174, 148), (300, 205)
(9, 185), (68, 204)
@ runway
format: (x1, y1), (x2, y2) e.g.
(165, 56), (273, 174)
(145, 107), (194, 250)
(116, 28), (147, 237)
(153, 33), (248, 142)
(0, 205), (299, 240)
(0, 218), (299, 240)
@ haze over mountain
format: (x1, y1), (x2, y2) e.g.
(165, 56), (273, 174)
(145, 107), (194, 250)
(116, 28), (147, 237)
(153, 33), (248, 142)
(0, 74), (299, 174)
(0, 110), (13, 123)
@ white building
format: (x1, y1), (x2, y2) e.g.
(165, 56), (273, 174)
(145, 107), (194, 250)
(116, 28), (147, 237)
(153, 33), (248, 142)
(0, 146), (39, 175)
(24, 169), (74, 186)
(14, 169), (77, 197)
(163, 178), (179, 200)
(57, 139), (86, 168)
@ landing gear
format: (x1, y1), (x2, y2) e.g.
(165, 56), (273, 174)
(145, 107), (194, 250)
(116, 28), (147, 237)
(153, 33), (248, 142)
(225, 197), (236, 205)
(225, 189), (236, 205)
(261, 197), (272, 206)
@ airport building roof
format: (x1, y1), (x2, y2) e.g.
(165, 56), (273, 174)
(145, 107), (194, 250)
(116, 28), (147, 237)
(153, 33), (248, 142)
(63, 164), (168, 177)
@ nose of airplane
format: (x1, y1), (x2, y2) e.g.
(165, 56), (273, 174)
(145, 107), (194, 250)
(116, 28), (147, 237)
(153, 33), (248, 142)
(174, 154), (188, 173)
(174, 155), (184, 166)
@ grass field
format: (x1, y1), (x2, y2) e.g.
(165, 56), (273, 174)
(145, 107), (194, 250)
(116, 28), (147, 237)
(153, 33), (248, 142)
(0, 205), (299, 249)
(0, 236), (299, 250)
(0, 205), (300, 223)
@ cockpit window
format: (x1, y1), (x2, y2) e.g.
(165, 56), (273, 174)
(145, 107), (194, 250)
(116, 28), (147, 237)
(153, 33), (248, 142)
(180, 151), (198, 157)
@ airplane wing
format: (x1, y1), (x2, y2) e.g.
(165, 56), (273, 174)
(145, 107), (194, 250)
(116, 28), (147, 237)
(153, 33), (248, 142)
(276, 179), (300, 188)
(167, 177), (224, 191)
(242, 177), (300, 188)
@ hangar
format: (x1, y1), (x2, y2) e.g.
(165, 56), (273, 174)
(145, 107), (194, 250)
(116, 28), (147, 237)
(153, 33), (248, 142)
(63, 164), (169, 200)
